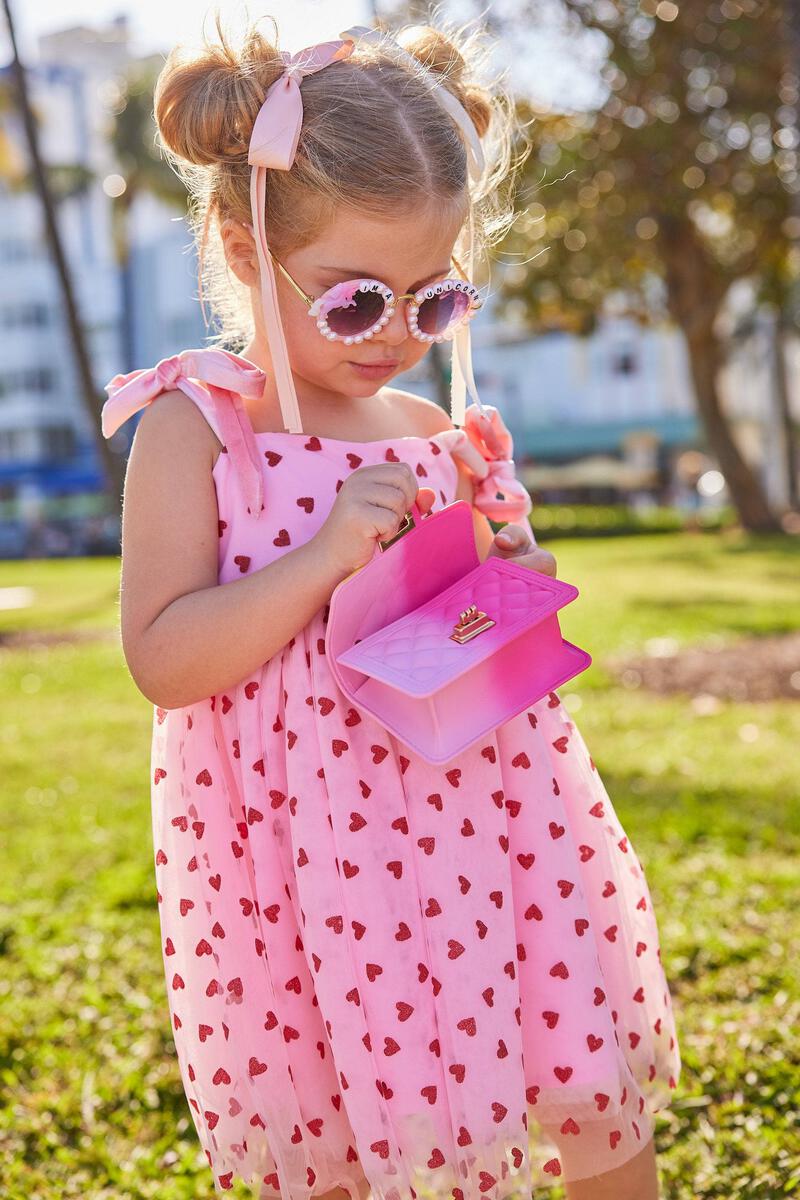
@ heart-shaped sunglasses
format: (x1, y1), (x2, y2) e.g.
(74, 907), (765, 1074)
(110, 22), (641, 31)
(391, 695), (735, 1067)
(271, 252), (483, 346)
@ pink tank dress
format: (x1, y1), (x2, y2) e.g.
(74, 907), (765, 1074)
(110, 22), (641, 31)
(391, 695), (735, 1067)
(102, 349), (681, 1200)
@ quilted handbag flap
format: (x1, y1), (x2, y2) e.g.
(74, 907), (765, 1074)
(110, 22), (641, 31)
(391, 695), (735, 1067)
(335, 556), (580, 698)
(325, 500), (480, 697)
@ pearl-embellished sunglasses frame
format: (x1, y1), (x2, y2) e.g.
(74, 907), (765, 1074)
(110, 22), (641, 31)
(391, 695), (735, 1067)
(270, 251), (483, 346)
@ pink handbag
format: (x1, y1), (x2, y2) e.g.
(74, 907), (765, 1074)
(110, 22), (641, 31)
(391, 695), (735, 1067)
(325, 497), (592, 764)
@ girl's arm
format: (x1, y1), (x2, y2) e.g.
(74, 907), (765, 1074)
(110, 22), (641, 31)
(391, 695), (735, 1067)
(120, 392), (345, 710)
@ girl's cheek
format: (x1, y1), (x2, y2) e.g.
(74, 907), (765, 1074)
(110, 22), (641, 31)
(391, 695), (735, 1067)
(295, 327), (353, 382)
(288, 319), (333, 365)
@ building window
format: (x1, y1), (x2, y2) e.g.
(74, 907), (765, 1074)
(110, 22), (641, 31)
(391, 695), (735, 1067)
(0, 429), (22, 458)
(40, 426), (76, 458)
(1, 302), (50, 330)
(0, 240), (35, 263)
(0, 367), (56, 399)
(31, 367), (55, 393)
(611, 348), (638, 375)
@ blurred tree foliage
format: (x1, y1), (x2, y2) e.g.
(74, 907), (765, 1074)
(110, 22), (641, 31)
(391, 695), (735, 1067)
(383, 0), (797, 530)
(492, 0), (796, 532)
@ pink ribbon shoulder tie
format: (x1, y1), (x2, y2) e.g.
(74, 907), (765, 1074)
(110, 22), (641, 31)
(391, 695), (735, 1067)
(101, 348), (268, 519)
(436, 402), (533, 526)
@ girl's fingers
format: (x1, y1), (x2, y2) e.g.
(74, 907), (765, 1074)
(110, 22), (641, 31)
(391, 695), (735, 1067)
(515, 548), (558, 577)
(494, 523), (535, 550)
(490, 526), (556, 576)
(415, 487), (437, 514)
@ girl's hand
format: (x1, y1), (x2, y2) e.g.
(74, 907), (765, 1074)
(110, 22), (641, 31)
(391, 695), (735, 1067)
(312, 461), (437, 581)
(487, 523), (558, 578)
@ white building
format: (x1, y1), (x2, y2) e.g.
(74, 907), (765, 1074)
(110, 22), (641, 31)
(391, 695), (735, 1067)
(0, 16), (796, 522)
(0, 16), (204, 515)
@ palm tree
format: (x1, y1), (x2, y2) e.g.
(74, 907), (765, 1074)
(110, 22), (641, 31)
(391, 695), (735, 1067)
(106, 58), (188, 372)
(1, 0), (127, 509)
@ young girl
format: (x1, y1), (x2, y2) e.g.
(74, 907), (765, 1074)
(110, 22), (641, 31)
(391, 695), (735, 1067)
(102, 16), (681, 1200)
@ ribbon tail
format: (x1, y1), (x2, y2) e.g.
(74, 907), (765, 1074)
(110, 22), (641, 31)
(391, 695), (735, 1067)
(450, 204), (487, 428)
(250, 167), (303, 434)
(207, 383), (264, 519)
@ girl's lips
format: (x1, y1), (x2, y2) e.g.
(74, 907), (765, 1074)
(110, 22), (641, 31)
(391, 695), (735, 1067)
(349, 360), (400, 376)
(350, 359), (400, 368)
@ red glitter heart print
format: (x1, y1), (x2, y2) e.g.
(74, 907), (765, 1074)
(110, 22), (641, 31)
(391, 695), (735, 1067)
(134, 371), (681, 1199)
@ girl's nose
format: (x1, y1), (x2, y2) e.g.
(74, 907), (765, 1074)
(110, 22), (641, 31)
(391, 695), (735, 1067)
(375, 301), (410, 347)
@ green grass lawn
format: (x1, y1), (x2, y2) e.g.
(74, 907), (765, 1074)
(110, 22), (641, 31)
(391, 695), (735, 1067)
(1, 530), (798, 1199)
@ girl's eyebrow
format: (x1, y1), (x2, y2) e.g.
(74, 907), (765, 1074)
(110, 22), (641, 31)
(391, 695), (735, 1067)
(318, 265), (451, 292)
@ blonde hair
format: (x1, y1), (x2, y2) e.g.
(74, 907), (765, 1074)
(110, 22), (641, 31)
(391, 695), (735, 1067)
(153, 6), (528, 351)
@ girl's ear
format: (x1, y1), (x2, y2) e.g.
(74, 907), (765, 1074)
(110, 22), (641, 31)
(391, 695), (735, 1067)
(220, 218), (259, 287)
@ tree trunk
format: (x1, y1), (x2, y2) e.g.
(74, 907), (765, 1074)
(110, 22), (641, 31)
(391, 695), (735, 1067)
(773, 314), (799, 510)
(772, 4), (800, 511)
(112, 187), (137, 374)
(685, 326), (780, 530)
(2, 0), (127, 519)
(658, 214), (780, 533)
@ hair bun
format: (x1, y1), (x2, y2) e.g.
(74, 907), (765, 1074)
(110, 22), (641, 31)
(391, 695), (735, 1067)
(154, 18), (285, 166)
(395, 24), (492, 139)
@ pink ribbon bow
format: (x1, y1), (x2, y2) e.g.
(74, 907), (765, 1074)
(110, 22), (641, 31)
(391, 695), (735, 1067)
(436, 403), (534, 529)
(101, 347), (268, 519)
(248, 39), (355, 172)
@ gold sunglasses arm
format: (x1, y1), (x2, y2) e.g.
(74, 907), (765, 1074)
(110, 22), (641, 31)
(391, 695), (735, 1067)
(450, 254), (471, 283)
(269, 250), (314, 306)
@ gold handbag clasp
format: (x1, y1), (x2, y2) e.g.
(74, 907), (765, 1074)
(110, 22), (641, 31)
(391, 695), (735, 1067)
(450, 603), (495, 643)
(378, 509), (416, 552)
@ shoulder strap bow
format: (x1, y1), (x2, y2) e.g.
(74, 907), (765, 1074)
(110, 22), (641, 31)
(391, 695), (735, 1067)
(101, 348), (268, 519)
(437, 403), (533, 526)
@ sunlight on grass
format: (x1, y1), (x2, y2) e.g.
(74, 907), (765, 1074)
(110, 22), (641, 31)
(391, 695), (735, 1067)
(1, 532), (798, 1199)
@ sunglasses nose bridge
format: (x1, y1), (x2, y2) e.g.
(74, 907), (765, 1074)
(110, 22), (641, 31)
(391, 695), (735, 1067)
(376, 297), (413, 344)
(387, 293), (425, 340)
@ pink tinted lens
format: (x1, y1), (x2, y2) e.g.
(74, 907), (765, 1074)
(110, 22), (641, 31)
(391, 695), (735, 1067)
(417, 289), (471, 336)
(326, 287), (386, 337)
